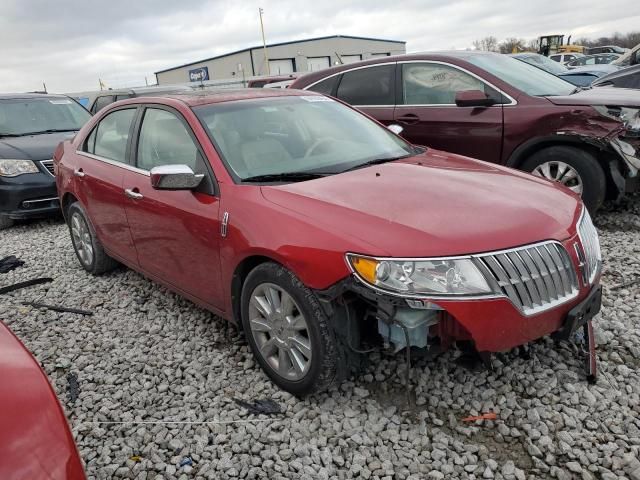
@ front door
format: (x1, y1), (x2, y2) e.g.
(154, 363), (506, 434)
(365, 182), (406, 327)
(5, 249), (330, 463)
(122, 106), (224, 309)
(394, 62), (504, 163)
(73, 107), (138, 264)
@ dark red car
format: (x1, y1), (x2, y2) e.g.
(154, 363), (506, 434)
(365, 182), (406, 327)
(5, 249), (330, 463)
(290, 52), (640, 212)
(54, 89), (601, 395)
(0, 322), (85, 479)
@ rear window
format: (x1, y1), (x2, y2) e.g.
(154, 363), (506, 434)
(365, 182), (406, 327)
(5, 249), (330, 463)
(307, 75), (340, 96)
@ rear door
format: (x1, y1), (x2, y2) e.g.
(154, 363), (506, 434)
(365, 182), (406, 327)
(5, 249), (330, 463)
(393, 61), (505, 162)
(73, 107), (138, 264)
(306, 63), (397, 126)
(121, 106), (224, 309)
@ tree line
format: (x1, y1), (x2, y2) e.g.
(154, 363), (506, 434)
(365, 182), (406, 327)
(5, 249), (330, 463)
(473, 31), (640, 53)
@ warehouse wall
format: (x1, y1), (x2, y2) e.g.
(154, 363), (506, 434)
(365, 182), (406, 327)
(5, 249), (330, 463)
(156, 36), (406, 85)
(251, 37), (406, 75)
(156, 50), (254, 85)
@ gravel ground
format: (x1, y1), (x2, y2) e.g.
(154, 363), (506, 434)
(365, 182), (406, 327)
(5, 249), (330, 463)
(1, 196), (639, 480)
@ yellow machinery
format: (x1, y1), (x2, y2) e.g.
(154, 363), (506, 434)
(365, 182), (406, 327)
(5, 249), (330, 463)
(538, 35), (585, 56)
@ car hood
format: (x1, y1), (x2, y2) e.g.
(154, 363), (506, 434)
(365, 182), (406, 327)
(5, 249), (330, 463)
(592, 64), (640, 88)
(546, 86), (640, 107)
(0, 131), (77, 160)
(261, 151), (582, 257)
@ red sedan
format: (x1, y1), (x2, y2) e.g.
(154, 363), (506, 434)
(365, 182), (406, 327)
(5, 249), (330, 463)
(0, 322), (85, 479)
(54, 89), (602, 395)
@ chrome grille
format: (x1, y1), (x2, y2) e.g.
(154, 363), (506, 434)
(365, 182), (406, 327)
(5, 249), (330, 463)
(577, 209), (601, 285)
(41, 159), (55, 176)
(477, 242), (579, 315)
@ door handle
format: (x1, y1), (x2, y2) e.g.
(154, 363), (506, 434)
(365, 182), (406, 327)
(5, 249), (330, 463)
(73, 168), (85, 178)
(124, 188), (144, 200)
(396, 114), (420, 125)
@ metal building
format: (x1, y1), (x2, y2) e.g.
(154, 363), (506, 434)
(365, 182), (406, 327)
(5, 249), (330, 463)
(154, 35), (406, 85)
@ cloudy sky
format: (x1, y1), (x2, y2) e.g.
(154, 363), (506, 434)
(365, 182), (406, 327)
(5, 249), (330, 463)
(1, 0), (638, 93)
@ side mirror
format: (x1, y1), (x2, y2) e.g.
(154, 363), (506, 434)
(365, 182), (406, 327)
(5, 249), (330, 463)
(150, 164), (203, 190)
(455, 90), (496, 108)
(387, 124), (404, 135)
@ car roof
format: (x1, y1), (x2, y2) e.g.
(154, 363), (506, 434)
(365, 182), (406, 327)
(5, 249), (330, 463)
(0, 92), (69, 100)
(145, 88), (320, 107)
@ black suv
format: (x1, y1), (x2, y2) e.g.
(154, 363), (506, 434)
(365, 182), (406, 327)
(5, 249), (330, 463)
(0, 93), (91, 229)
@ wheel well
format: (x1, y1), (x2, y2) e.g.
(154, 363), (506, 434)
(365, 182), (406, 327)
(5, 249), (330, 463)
(231, 255), (279, 328)
(61, 193), (78, 220)
(511, 140), (618, 199)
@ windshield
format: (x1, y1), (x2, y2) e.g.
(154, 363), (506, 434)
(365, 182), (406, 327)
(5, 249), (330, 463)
(468, 54), (576, 97)
(514, 54), (567, 75)
(194, 96), (414, 180)
(0, 97), (91, 136)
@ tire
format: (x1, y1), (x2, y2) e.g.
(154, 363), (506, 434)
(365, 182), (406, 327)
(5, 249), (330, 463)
(240, 262), (338, 396)
(0, 216), (14, 230)
(521, 146), (606, 213)
(67, 202), (118, 275)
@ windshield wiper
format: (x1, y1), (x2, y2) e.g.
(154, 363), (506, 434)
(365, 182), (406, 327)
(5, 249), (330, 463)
(241, 172), (328, 183)
(338, 154), (412, 173)
(18, 128), (78, 135)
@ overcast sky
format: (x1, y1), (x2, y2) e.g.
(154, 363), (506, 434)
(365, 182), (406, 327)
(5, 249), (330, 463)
(1, 0), (638, 93)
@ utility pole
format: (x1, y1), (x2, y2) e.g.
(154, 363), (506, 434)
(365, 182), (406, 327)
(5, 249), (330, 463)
(259, 7), (270, 75)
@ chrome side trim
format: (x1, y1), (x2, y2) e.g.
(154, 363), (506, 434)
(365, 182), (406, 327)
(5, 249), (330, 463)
(75, 151), (150, 176)
(221, 211), (229, 237)
(303, 59), (518, 107)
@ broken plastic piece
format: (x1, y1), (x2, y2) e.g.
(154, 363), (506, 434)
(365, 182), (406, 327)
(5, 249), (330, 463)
(234, 398), (282, 415)
(0, 256), (25, 274)
(67, 372), (80, 403)
(462, 412), (498, 422)
(21, 302), (93, 316)
(179, 457), (193, 467)
(0, 277), (53, 294)
(130, 455), (142, 463)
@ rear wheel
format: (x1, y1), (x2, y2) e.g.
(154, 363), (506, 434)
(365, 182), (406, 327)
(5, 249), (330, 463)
(241, 262), (338, 396)
(522, 146), (606, 212)
(67, 202), (118, 275)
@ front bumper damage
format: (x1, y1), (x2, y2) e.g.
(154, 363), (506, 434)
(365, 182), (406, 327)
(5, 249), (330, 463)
(317, 236), (602, 385)
(610, 136), (640, 188)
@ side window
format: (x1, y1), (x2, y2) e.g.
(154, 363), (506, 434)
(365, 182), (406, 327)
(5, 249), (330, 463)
(92, 95), (114, 114)
(307, 75), (340, 96)
(91, 109), (136, 162)
(336, 65), (395, 105)
(137, 108), (201, 172)
(115, 94), (131, 101)
(401, 63), (490, 105)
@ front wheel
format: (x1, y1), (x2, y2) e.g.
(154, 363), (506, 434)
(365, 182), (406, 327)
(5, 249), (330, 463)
(241, 262), (339, 396)
(521, 146), (606, 212)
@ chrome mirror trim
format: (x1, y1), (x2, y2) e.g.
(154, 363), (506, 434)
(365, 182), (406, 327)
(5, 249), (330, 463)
(149, 164), (203, 190)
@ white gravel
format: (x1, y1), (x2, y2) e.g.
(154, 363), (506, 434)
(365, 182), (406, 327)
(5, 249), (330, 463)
(0, 196), (639, 480)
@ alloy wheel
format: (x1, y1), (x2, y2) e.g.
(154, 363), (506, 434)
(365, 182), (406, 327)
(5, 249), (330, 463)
(531, 161), (583, 194)
(71, 212), (94, 266)
(248, 283), (312, 381)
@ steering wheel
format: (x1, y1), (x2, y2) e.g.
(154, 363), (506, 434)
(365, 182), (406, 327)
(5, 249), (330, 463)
(304, 137), (334, 158)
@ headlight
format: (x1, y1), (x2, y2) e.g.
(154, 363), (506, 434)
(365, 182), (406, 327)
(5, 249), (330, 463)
(346, 254), (496, 297)
(0, 159), (39, 177)
(594, 105), (640, 137)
